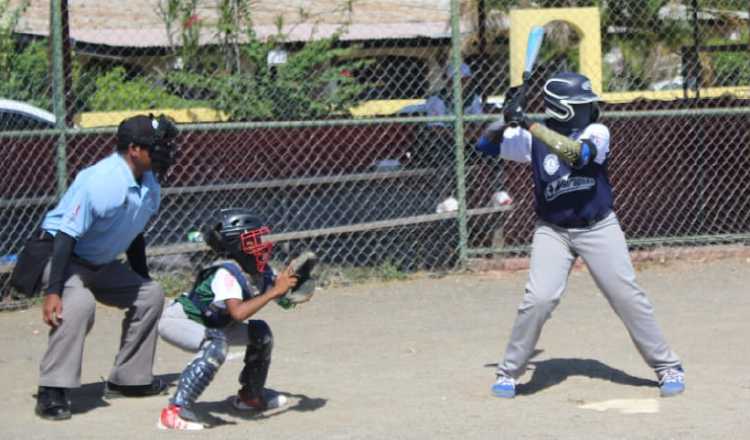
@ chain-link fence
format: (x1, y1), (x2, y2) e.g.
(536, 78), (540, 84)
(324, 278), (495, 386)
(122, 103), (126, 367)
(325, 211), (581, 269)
(1, 0), (749, 304)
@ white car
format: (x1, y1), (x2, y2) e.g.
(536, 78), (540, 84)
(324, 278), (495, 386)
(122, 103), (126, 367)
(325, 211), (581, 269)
(0, 99), (56, 131)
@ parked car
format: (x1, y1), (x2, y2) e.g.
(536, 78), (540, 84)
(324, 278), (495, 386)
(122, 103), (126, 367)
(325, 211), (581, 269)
(0, 99), (56, 131)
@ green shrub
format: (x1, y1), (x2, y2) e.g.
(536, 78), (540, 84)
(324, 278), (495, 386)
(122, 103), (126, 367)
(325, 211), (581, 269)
(711, 51), (750, 87)
(166, 35), (370, 121)
(0, 40), (50, 109)
(88, 67), (193, 111)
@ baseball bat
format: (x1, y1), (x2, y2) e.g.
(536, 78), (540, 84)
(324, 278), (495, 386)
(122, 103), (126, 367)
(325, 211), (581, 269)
(520, 25), (545, 97)
(507, 25), (545, 127)
(523, 26), (545, 80)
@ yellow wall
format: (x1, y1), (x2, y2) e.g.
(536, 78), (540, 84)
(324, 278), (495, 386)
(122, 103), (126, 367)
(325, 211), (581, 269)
(510, 7), (603, 95)
(348, 99), (424, 117)
(602, 86), (750, 103)
(75, 107), (229, 128)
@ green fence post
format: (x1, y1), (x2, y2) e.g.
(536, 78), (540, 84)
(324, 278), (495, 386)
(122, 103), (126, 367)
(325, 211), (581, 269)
(450, 0), (469, 268)
(50, 0), (68, 196)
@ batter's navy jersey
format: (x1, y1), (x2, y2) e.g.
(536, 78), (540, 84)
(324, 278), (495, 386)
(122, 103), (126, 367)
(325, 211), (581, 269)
(479, 123), (613, 227)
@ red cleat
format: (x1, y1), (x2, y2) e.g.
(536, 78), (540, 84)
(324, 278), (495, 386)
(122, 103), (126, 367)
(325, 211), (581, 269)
(157, 404), (204, 430)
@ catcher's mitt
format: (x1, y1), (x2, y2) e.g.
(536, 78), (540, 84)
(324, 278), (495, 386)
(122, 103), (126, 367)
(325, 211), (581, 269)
(276, 251), (318, 309)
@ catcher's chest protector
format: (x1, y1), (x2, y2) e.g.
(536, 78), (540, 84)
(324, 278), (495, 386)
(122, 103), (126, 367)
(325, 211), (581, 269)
(187, 261), (258, 327)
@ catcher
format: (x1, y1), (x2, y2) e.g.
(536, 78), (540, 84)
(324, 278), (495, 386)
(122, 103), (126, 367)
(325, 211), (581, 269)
(157, 208), (317, 430)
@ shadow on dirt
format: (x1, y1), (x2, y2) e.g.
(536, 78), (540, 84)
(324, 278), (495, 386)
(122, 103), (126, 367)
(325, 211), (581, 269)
(484, 351), (658, 396)
(190, 389), (328, 428)
(519, 358), (657, 396)
(29, 372), (181, 415)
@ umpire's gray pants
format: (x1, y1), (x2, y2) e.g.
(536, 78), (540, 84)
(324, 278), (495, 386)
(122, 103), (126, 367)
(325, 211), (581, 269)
(497, 213), (682, 379)
(39, 260), (165, 388)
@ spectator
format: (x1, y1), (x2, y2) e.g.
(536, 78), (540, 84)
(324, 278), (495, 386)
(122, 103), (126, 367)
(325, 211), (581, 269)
(424, 62), (483, 123)
(406, 61), (485, 172)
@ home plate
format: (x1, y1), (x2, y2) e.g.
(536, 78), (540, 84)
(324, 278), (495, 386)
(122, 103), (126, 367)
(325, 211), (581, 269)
(226, 351), (244, 361)
(578, 399), (659, 414)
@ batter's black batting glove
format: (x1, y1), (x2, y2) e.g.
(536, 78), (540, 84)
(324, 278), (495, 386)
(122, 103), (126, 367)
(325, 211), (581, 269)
(503, 86), (529, 129)
(504, 105), (530, 129)
(503, 85), (525, 108)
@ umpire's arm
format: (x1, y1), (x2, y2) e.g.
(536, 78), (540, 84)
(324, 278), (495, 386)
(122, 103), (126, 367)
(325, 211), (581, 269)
(126, 233), (150, 280)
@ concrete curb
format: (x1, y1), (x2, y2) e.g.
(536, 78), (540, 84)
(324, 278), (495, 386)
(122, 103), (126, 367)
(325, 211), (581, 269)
(468, 244), (750, 273)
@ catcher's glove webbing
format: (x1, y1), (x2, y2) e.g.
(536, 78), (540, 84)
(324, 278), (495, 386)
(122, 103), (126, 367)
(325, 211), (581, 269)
(276, 251), (318, 309)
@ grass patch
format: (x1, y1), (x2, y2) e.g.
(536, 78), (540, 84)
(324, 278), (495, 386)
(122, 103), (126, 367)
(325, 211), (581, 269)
(153, 271), (194, 298)
(151, 258), (414, 297)
(317, 260), (410, 287)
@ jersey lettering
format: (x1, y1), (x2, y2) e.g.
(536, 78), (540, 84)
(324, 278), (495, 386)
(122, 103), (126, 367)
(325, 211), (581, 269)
(544, 176), (596, 201)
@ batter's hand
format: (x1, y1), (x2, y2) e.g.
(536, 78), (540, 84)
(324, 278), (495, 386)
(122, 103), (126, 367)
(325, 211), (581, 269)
(43, 293), (63, 327)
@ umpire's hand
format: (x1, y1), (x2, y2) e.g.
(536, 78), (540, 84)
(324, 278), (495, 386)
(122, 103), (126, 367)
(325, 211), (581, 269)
(43, 293), (63, 327)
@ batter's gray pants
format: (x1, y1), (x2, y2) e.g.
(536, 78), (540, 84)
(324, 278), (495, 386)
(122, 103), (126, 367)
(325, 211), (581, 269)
(497, 213), (682, 379)
(39, 260), (165, 388)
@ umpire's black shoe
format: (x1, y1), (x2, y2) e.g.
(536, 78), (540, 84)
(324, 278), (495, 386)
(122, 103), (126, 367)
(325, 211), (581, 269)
(35, 386), (71, 421)
(103, 378), (168, 399)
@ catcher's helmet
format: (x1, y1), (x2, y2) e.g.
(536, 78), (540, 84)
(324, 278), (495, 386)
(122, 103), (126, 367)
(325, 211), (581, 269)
(543, 72), (600, 132)
(204, 208), (273, 275)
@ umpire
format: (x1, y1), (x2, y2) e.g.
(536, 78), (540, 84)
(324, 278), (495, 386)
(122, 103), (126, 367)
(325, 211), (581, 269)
(19, 114), (178, 420)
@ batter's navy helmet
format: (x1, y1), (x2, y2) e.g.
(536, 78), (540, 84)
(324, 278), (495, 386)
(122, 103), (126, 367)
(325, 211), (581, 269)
(543, 72), (600, 131)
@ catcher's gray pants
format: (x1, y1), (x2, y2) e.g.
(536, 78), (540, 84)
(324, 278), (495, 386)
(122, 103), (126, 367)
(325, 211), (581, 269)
(159, 301), (273, 397)
(39, 260), (165, 388)
(158, 301), (254, 351)
(497, 213), (682, 379)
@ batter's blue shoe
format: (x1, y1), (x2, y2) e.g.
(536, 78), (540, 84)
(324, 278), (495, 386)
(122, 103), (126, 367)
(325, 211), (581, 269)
(658, 367), (685, 397)
(491, 375), (516, 398)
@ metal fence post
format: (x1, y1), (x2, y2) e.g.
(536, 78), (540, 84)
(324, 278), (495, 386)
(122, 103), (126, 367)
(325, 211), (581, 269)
(50, 0), (68, 196)
(450, 0), (469, 268)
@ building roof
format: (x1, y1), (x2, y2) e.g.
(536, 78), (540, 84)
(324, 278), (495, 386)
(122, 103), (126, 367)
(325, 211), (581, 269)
(12, 0), (479, 47)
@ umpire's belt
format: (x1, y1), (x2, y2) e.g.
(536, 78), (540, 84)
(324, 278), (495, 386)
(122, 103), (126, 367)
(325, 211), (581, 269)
(37, 229), (107, 271)
(557, 210), (611, 229)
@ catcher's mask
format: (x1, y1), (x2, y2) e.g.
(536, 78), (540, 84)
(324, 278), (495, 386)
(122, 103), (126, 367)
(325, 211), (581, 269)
(204, 208), (274, 275)
(117, 114), (179, 176)
(543, 72), (600, 134)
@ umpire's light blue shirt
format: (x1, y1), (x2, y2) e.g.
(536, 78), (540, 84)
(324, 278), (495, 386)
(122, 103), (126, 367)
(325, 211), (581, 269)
(42, 153), (161, 265)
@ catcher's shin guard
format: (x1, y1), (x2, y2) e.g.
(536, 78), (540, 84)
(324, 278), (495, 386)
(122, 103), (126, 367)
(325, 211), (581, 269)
(238, 320), (273, 398)
(171, 328), (228, 408)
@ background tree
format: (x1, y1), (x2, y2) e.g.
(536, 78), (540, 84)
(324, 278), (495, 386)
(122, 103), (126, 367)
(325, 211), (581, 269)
(162, 0), (370, 121)
(0, 0), (52, 109)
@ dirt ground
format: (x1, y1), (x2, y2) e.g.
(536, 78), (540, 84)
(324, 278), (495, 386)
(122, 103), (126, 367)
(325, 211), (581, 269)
(1, 256), (749, 440)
